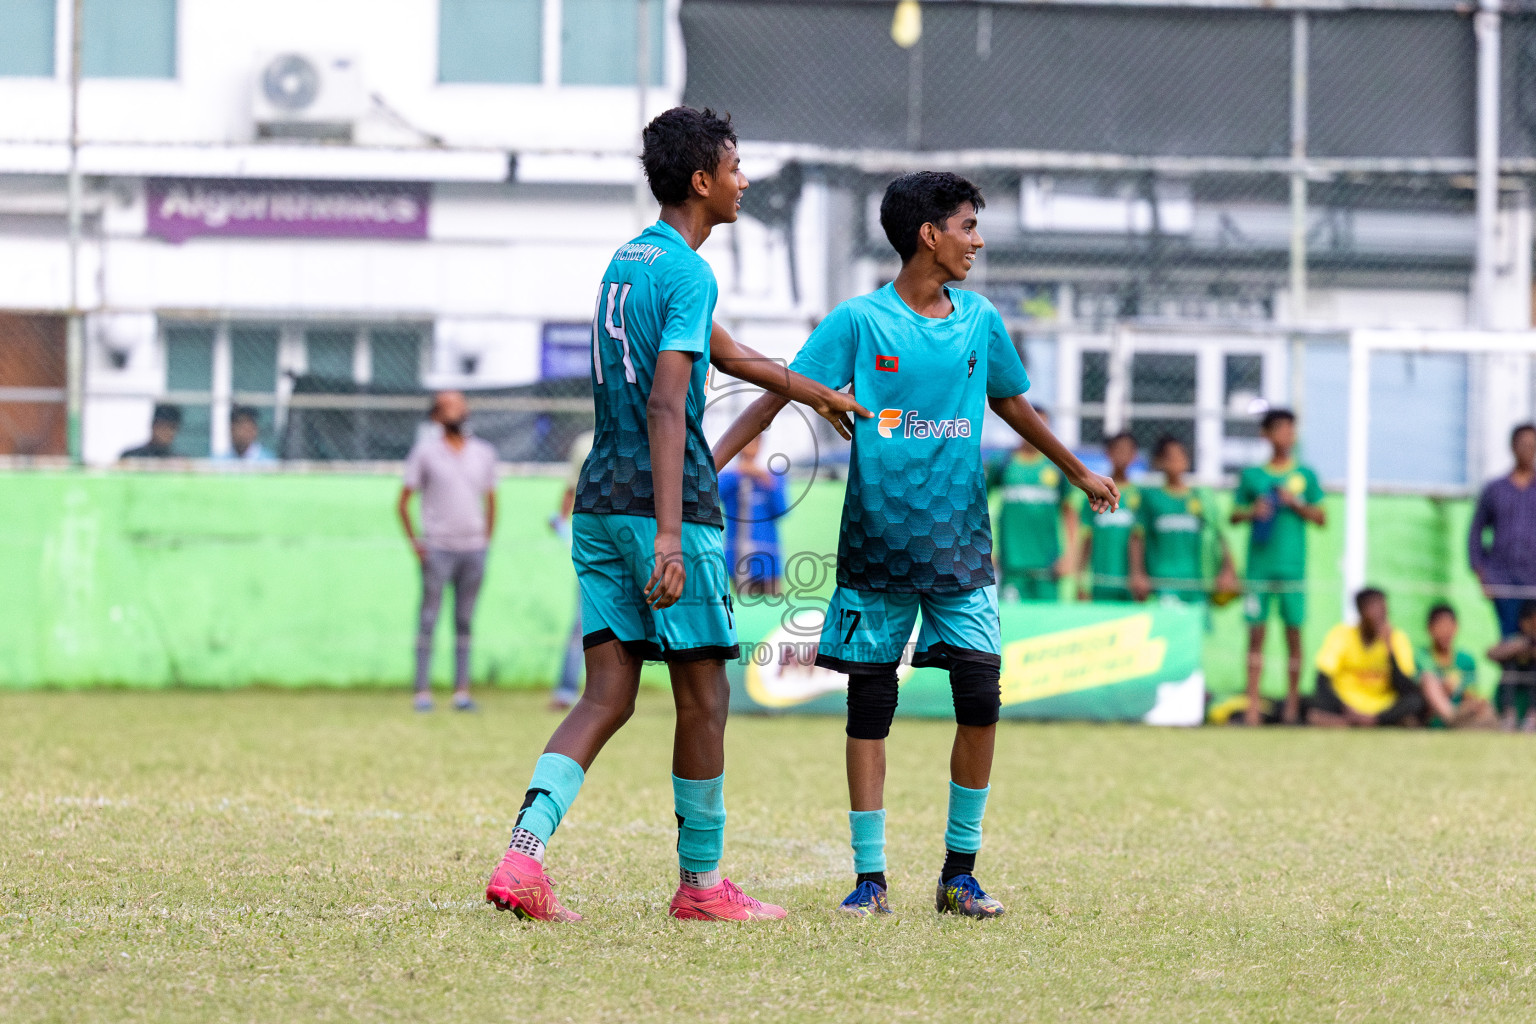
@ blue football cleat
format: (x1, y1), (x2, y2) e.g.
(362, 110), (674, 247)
(837, 880), (893, 917)
(935, 874), (1005, 919)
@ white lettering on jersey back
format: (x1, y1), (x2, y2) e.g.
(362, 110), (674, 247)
(1156, 513), (1202, 533)
(1002, 484), (1058, 504)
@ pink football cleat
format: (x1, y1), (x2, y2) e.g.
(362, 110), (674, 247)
(485, 850), (582, 923)
(668, 877), (787, 922)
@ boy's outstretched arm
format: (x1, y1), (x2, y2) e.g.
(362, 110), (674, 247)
(988, 394), (1119, 514)
(713, 392), (789, 472)
(710, 322), (869, 441)
(645, 350), (694, 610)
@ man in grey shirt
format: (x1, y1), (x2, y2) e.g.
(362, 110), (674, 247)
(398, 391), (498, 711)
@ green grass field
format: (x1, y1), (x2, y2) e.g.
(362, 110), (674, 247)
(4, 691), (1536, 1023)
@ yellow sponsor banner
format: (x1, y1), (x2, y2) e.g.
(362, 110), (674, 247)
(1000, 612), (1167, 705)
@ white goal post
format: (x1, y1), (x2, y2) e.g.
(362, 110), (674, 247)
(1344, 328), (1536, 619)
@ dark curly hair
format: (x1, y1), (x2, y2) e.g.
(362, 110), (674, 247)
(641, 106), (737, 206)
(878, 171), (985, 262)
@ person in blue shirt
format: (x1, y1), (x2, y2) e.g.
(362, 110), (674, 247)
(484, 107), (868, 925)
(216, 406), (275, 463)
(718, 435), (789, 596)
(714, 172), (1118, 920)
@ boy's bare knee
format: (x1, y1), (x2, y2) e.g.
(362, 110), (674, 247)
(578, 692), (636, 729)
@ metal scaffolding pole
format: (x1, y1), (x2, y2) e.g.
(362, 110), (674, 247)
(1288, 11), (1309, 423)
(65, 0), (84, 463)
(1343, 332), (1371, 620)
(635, 0), (653, 232)
(1474, 0), (1501, 330)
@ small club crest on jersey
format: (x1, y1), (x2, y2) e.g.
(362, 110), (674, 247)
(876, 355), (899, 372)
(967, 351), (977, 378)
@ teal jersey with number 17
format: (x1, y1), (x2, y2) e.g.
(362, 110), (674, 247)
(573, 219), (722, 527)
(789, 284), (1031, 594)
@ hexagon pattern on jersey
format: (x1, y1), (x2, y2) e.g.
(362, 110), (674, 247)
(574, 388), (722, 527)
(837, 449), (994, 593)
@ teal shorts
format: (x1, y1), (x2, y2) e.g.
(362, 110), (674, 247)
(1244, 578), (1306, 628)
(571, 513), (738, 662)
(815, 585), (1000, 672)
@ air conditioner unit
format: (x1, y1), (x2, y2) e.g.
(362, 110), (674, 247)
(252, 52), (367, 141)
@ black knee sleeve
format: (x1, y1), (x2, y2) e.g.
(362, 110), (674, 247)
(950, 658), (1001, 727)
(846, 666), (900, 740)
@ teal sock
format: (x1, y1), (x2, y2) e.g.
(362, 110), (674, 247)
(943, 780), (989, 854)
(515, 753), (585, 844)
(672, 774), (726, 873)
(849, 809), (887, 874)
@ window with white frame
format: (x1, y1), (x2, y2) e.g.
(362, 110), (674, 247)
(0, 0), (177, 79)
(561, 0), (664, 86)
(438, 0), (664, 86)
(438, 0), (543, 84)
(0, 0), (55, 76)
(161, 321), (429, 459)
(1055, 333), (1286, 484)
(83, 0), (177, 79)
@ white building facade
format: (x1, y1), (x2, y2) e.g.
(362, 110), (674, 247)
(0, 0), (816, 464)
(0, 0), (1531, 486)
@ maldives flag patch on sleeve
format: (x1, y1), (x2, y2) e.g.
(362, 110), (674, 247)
(876, 355), (899, 372)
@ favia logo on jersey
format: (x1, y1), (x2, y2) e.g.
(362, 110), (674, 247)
(876, 408), (973, 440)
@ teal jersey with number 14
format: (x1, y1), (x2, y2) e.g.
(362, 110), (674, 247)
(573, 219), (722, 527)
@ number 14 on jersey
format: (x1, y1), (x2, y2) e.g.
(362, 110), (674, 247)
(592, 281), (637, 385)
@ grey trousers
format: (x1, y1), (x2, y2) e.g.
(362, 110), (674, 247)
(416, 548), (487, 693)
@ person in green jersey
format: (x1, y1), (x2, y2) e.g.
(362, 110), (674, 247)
(1418, 603), (1496, 728)
(1129, 436), (1236, 606)
(1230, 408), (1325, 726)
(987, 408), (1079, 601)
(1078, 431), (1139, 602)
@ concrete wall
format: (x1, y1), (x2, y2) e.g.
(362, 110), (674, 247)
(0, 469), (1504, 705)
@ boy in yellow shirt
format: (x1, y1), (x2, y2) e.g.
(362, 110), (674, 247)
(1307, 587), (1425, 727)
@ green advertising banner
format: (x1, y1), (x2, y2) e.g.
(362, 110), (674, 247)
(727, 599), (1206, 725)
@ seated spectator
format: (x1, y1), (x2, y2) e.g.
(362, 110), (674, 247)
(1489, 600), (1536, 732)
(216, 406), (275, 463)
(1308, 587), (1423, 728)
(1418, 603), (1496, 729)
(119, 404), (181, 460)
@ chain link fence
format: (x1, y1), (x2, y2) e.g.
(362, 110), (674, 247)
(0, 313), (68, 461)
(678, 0), (1536, 495)
(3, 0), (1531, 480)
(62, 317), (596, 468)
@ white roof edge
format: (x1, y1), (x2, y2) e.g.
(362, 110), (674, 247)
(0, 142), (511, 182)
(514, 151), (641, 185)
(734, 141), (1536, 177)
(796, 0), (1465, 9)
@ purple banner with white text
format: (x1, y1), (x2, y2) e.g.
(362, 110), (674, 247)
(146, 179), (430, 243)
